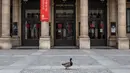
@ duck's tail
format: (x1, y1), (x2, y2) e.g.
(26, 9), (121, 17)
(62, 63), (65, 65)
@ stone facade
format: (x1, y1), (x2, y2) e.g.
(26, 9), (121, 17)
(79, 0), (90, 49)
(0, 0), (12, 49)
(0, 0), (130, 49)
(108, 0), (117, 47)
(39, 22), (51, 49)
(0, 0), (2, 38)
(11, 0), (20, 47)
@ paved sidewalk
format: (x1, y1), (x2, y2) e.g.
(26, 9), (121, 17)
(0, 49), (130, 73)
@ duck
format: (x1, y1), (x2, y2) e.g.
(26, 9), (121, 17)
(62, 58), (73, 69)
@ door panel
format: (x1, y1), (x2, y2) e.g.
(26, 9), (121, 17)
(22, 10), (41, 46)
(88, 0), (107, 46)
(21, 0), (40, 46)
(54, 0), (76, 46)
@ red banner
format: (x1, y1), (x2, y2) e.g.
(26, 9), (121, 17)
(40, 0), (50, 22)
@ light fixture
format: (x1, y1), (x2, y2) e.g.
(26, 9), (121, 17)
(63, 0), (67, 2)
(23, 0), (28, 3)
(100, 0), (105, 3)
(23, 0), (28, 4)
(23, 0), (28, 2)
(100, 0), (105, 2)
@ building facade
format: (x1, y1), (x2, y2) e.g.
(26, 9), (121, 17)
(0, 0), (130, 49)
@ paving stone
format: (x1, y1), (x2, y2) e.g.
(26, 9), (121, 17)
(92, 50), (130, 56)
(42, 49), (87, 55)
(29, 56), (100, 66)
(20, 69), (113, 73)
(0, 66), (4, 70)
(0, 56), (24, 66)
(0, 49), (130, 73)
(106, 56), (130, 65)
(0, 69), (22, 73)
(110, 69), (130, 73)
(0, 50), (37, 55)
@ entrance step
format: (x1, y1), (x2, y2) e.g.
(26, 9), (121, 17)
(12, 46), (39, 49)
(53, 46), (78, 49)
(12, 46), (116, 49)
(91, 46), (117, 49)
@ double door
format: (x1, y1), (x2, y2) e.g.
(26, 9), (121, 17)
(54, 0), (76, 46)
(88, 9), (107, 46)
(88, 0), (107, 46)
(22, 10), (41, 46)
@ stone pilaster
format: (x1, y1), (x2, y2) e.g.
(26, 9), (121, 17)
(109, 0), (117, 47)
(0, 0), (2, 37)
(39, 22), (50, 49)
(79, 0), (90, 49)
(12, 0), (20, 47)
(117, 0), (129, 49)
(0, 0), (12, 49)
(13, 0), (18, 23)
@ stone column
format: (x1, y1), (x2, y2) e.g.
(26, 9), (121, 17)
(0, 0), (12, 49)
(109, 0), (117, 47)
(13, 0), (18, 24)
(0, 0), (2, 37)
(79, 0), (90, 49)
(12, 0), (20, 47)
(39, 21), (50, 49)
(117, 0), (129, 49)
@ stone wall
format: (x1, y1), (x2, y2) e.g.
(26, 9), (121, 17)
(0, 0), (2, 37)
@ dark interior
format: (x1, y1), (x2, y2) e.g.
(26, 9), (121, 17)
(88, 0), (107, 46)
(54, 0), (76, 46)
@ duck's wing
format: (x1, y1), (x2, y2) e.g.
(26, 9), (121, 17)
(62, 62), (71, 67)
(62, 62), (69, 65)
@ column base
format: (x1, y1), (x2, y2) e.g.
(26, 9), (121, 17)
(0, 38), (12, 49)
(109, 37), (117, 47)
(11, 36), (20, 47)
(117, 37), (129, 50)
(39, 37), (50, 49)
(79, 37), (90, 49)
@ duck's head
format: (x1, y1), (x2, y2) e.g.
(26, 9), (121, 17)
(70, 58), (72, 61)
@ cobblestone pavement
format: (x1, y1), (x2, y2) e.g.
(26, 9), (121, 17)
(0, 49), (130, 73)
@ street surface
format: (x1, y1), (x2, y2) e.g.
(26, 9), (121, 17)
(0, 49), (130, 73)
